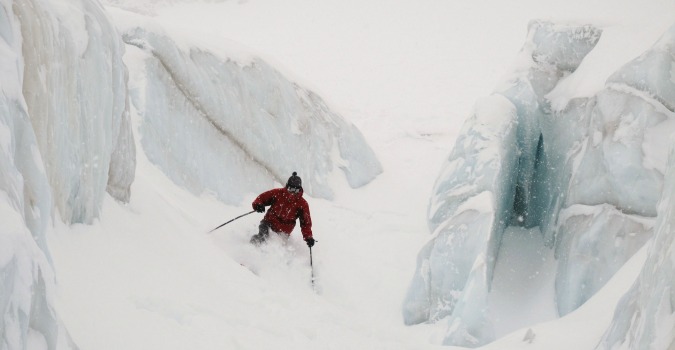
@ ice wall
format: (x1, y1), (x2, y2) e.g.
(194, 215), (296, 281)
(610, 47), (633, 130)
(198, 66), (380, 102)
(113, 13), (382, 204)
(0, 1), (77, 348)
(596, 145), (675, 350)
(404, 21), (603, 347)
(1, 0), (139, 347)
(14, 0), (135, 224)
(405, 19), (675, 348)
(597, 25), (675, 350)
(551, 23), (675, 316)
(403, 95), (519, 345)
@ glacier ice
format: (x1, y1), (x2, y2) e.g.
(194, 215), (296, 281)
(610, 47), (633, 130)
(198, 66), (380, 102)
(597, 147), (675, 349)
(107, 92), (136, 203)
(551, 22), (675, 318)
(597, 24), (675, 350)
(405, 19), (675, 347)
(403, 95), (519, 331)
(606, 23), (675, 112)
(15, 0), (135, 224)
(404, 19), (675, 347)
(113, 12), (382, 204)
(554, 204), (653, 315)
(403, 94), (520, 346)
(543, 86), (673, 317)
(1, 0), (140, 347)
(403, 21), (602, 347)
(0, 1), (79, 348)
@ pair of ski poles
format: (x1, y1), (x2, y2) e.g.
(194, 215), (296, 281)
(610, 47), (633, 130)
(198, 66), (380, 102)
(208, 210), (316, 289)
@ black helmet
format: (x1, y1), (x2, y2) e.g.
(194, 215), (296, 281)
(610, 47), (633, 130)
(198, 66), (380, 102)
(286, 172), (302, 189)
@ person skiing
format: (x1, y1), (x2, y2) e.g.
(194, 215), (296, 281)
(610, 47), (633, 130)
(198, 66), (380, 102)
(250, 172), (315, 248)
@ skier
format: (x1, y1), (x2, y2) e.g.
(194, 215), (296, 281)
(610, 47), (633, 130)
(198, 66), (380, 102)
(250, 172), (315, 248)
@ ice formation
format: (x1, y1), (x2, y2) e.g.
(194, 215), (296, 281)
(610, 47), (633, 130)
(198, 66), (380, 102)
(402, 94), (519, 342)
(0, 15), (60, 350)
(597, 24), (675, 350)
(112, 12), (382, 204)
(403, 21), (603, 346)
(1, 0), (137, 348)
(405, 19), (675, 347)
(15, 0), (136, 224)
(597, 146), (675, 350)
(550, 21), (675, 318)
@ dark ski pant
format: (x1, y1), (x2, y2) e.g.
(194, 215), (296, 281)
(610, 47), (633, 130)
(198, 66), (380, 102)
(250, 220), (271, 245)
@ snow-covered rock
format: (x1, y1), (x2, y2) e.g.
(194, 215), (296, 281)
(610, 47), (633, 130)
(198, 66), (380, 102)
(15, 0), (135, 224)
(111, 11), (382, 204)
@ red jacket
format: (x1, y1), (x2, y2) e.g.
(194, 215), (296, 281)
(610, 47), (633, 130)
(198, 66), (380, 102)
(252, 188), (313, 239)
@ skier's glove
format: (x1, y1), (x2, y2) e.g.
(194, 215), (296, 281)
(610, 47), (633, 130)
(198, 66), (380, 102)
(254, 204), (265, 213)
(305, 237), (315, 248)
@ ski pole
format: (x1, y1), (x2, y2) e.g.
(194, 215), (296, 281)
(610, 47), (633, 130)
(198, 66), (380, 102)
(208, 210), (256, 233)
(309, 246), (315, 289)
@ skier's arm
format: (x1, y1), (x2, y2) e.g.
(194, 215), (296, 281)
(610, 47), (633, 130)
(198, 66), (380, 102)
(299, 201), (313, 240)
(252, 189), (277, 211)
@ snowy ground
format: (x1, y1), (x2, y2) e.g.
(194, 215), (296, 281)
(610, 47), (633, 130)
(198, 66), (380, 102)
(48, 0), (674, 349)
(49, 105), (446, 349)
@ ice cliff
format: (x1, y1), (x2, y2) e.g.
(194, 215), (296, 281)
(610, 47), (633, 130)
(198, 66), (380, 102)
(2, 0), (135, 348)
(597, 24), (675, 350)
(15, 0), (136, 224)
(404, 20), (675, 347)
(597, 144), (675, 350)
(111, 10), (382, 203)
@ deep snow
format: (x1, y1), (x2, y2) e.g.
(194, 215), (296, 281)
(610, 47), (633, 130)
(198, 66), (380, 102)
(46, 0), (675, 349)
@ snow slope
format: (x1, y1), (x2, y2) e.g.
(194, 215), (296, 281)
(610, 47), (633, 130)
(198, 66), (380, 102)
(23, 0), (675, 349)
